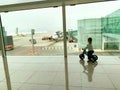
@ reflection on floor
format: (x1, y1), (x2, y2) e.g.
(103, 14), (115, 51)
(0, 56), (120, 90)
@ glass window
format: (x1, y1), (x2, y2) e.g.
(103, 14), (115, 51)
(1, 7), (63, 56)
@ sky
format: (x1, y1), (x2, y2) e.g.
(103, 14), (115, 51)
(1, 0), (120, 35)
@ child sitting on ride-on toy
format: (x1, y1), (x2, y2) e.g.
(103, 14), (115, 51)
(84, 37), (94, 61)
(79, 37), (98, 62)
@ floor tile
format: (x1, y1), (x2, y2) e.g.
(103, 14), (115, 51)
(18, 84), (50, 90)
(1, 56), (120, 90)
(102, 65), (120, 74)
(0, 70), (6, 82)
(6, 70), (35, 83)
(0, 82), (22, 90)
(82, 87), (116, 90)
(98, 56), (120, 64)
(108, 74), (120, 89)
(26, 72), (56, 85)
(81, 73), (115, 88)
(50, 85), (82, 90)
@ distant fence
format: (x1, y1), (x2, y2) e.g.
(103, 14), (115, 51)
(39, 45), (77, 51)
(27, 44), (78, 55)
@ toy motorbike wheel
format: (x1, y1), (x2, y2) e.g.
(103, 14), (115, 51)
(92, 55), (98, 61)
(79, 54), (85, 60)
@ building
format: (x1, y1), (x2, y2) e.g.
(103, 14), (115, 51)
(77, 18), (102, 49)
(78, 9), (120, 50)
(101, 9), (120, 50)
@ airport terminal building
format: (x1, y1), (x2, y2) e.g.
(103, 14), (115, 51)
(77, 9), (120, 50)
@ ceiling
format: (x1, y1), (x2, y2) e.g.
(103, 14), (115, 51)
(0, 0), (115, 12)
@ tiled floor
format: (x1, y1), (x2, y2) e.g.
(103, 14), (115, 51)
(0, 55), (120, 90)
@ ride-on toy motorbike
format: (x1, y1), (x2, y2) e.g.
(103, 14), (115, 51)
(79, 49), (98, 62)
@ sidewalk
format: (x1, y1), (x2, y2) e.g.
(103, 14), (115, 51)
(3, 46), (120, 56)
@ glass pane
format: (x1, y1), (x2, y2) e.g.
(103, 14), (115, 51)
(66, 1), (120, 53)
(1, 7), (63, 56)
(0, 7), (66, 90)
(66, 1), (120, 90)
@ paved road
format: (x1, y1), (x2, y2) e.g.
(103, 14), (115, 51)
(0, 33), (77, 56)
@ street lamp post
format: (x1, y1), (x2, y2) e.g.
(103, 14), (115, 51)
(31, 29), (35, 54)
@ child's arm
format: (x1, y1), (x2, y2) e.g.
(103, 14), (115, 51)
(83, 44), (88, 50)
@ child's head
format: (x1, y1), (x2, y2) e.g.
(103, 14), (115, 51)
(88, 37), (92, 44)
